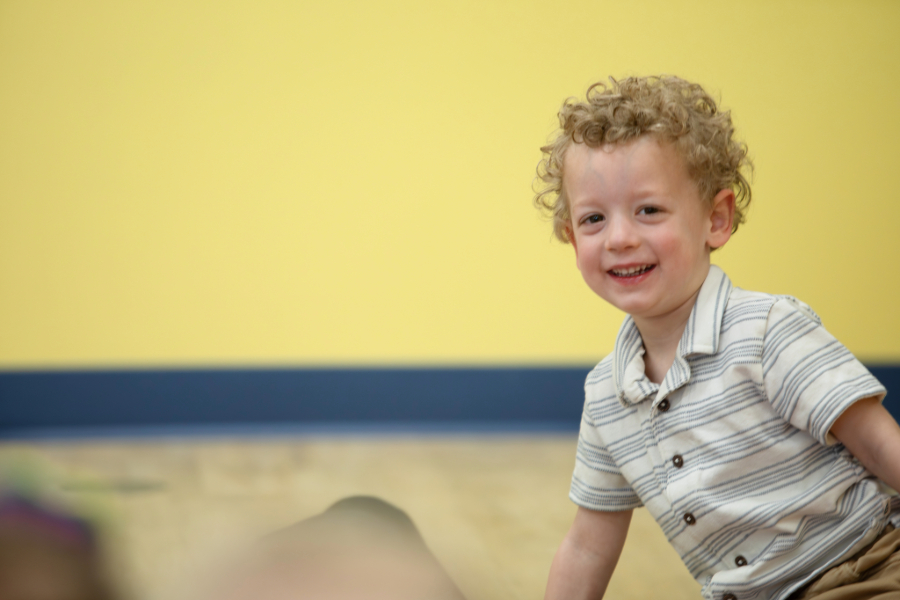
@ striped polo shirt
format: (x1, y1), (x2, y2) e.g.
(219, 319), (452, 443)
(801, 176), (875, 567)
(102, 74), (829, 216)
(570, 265), (898, 600)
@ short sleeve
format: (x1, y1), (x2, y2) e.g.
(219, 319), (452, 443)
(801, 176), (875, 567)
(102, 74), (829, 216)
(569, 406), (643, 511)
(762, 296), (886, 446)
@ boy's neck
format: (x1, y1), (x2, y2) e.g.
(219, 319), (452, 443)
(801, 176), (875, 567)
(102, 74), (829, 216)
(632, 285), (703, 385)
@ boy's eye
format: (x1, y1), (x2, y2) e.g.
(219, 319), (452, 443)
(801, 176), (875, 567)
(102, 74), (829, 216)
(582, 214), (604, 224)
(638, 206), (660, 215)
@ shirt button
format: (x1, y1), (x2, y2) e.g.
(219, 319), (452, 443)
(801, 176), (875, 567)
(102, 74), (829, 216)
(735, 555), (748, 567)
(683, 512), (696, 525)
(723, 594), (737, 600)
(658, 399), (670, 412)
(672, 455), (684, 468)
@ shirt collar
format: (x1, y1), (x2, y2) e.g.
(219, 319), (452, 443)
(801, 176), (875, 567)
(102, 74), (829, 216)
(612, 265), (733, 406)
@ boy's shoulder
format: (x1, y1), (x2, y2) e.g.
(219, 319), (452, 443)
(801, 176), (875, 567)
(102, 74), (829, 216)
(584, 353), (615, 389)
(725, 286), (823, 329)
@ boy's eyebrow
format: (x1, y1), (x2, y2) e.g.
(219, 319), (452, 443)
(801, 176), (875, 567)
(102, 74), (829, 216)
(630, 187), (666, 201)
(570, 185), (667, 210)
(568, 197), (604, 214)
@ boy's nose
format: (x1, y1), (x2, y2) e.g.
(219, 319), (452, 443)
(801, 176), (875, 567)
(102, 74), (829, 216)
(604, 217), (640, 251)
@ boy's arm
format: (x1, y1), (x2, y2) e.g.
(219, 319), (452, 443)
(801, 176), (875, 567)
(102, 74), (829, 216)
(830, 396), (900, 493)
(545, 506), (632, 600)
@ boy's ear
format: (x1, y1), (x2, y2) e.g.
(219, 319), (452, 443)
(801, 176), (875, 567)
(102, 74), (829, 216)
(567, 227), (579, 257)
(707, 188), (735, 250)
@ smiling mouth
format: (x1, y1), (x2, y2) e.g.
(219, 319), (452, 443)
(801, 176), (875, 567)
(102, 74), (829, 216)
(609, 264), (655, 277)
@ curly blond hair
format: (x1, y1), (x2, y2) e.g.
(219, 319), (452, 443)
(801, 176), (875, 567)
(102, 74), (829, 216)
(534, 76), (753, 243)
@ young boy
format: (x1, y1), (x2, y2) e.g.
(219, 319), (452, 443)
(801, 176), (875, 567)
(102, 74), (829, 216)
(534, 76), (900, 600)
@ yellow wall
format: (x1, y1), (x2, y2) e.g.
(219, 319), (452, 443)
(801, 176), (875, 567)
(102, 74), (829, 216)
(1, 0), (898, 368)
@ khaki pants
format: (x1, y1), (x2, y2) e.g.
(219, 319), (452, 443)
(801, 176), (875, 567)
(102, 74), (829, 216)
(790, 525), (900, 600)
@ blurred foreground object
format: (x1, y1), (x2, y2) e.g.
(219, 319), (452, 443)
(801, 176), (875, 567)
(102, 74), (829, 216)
(0, 491), (116, 600)
(210, 496), (467, 600)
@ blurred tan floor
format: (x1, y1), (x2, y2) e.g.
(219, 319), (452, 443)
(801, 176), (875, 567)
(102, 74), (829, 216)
(0, 436), (700, 600)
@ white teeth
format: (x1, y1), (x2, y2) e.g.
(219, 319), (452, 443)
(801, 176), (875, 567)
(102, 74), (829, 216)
(611, 265), (653, 276)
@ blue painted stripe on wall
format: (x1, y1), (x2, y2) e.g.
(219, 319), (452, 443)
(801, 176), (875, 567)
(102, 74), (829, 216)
(0, 367), (589, 435)
(0, 366), (896, 436)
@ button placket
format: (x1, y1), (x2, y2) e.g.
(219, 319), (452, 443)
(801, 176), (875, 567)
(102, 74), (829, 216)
(653, 395), (686, 519)
(734, 555), (747, 567)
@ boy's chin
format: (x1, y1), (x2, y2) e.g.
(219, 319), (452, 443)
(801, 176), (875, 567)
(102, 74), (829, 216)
(598, 295), (653, 317)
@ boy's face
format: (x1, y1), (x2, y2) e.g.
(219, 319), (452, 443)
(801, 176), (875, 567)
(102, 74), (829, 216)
(564, 137), (733, 325)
